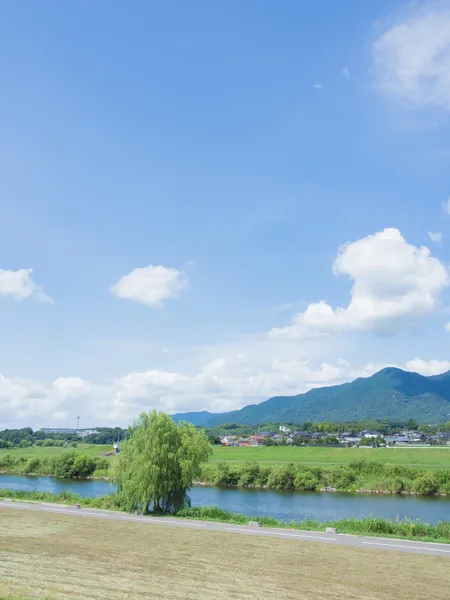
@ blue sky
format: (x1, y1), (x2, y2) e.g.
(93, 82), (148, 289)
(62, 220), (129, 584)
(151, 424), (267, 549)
(1, 0), (450, 428)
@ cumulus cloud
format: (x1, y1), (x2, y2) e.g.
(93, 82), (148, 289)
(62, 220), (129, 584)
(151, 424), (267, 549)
(404, 357), (450, 376)
(270, 228), (448, 339)
(2, 354), (449, 428)
(373, 4), (450, 109)
(111, 265), (187, 307)
(428, 231), (443, 243)
(0, 268), (52, 302)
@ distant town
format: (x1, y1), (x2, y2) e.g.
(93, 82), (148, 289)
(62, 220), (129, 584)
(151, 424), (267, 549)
(219, 426), (450, 447)
(33, 423), (450, 449)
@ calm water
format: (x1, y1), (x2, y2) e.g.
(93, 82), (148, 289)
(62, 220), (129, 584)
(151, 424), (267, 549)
(1, 473), (450, 524)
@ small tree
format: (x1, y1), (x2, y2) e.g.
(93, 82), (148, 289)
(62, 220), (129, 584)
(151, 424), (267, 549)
(112, 411), (212, 514)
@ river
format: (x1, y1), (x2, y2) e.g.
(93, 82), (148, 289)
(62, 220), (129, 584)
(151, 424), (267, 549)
(2, 473), (450, 524)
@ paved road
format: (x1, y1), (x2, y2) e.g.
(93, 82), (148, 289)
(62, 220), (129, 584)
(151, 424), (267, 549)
(1, 500), (449, 557)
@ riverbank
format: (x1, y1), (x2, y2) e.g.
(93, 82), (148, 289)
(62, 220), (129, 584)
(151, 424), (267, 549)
(1, 488), (449, 543)
(2, 452), (450, 496)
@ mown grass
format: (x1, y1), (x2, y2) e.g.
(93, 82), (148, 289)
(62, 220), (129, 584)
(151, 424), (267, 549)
(2, 444), (450, 469)
(211, 445), (450, 468)
(0, 445), (112, 461)
(1, 507), (450, 600)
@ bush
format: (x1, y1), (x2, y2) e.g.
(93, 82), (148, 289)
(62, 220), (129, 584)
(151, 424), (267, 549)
(267, 464), (296, 490)
(51, 452), (96, 478)
(294, 470), (318, 491)
(25, 458), (41, 474)
(237, 461), (261, 487)
(414, 474), (439, 495)
(327, 466), (356, 489)
(212, 462), (239, 487)
(0, 454), (14, 468)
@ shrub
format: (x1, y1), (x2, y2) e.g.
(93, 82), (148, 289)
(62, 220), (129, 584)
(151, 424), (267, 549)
(414, 474), (439, 495)
(25, 458), (41, 474)
(327, 466), (356, 489)
(237, 461), (261, 487)
(212, 462), (239, 487)
(51, 452), (96, 478)
(0, 454), (14, 468)
(267, 464), (296, 490)
(294, 470), (318, 491)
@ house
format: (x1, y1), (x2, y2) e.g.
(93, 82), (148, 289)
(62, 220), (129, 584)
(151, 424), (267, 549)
(293, 430), (313, 439)
(279, 425), (291, 434)
(342, 436), (362, 445)
(220, 436), (237, 446)
(386, 435), (409, 445)
(237, 438), (251, 447)
(249, 434), (265, 446)
(361, 430), (380, 438)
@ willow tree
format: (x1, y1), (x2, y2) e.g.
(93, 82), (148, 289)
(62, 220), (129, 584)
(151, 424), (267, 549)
(112, 411), (212, 513)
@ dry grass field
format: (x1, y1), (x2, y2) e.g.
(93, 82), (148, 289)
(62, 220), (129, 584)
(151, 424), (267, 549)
(0, 508), (449, 600)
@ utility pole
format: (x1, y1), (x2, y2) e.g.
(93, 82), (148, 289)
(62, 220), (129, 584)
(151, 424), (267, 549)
(77, 416), (80, 430)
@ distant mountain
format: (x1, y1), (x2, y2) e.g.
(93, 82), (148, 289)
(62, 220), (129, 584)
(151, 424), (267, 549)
(172, 367), (450, 426)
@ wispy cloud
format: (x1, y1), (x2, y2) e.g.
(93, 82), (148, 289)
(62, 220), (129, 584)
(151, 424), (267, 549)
(342, 67), (350, 80)
(373, 5), (450, 110)
(444, 197), (450, 216)
(312, 83), (324, 91)
(428, 232), (443, 243)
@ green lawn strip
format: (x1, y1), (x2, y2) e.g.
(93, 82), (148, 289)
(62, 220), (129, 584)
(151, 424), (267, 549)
(211, 446), (450, 468)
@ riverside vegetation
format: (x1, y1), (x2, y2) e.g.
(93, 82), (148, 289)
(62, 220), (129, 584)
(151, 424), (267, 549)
(2, 451), (450, 496)
(1, 488), (450, 543)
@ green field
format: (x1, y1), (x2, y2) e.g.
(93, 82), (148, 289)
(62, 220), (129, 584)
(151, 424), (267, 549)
(211, 445), (450, 469)
(1, 444), (450, 471)
(1, 508), (449, 600)
(0, 444), (112, 461)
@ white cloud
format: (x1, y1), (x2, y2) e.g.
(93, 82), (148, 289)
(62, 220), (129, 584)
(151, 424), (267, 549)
(428, 231), (443, 242)
(445, 322), (450, 332)
(2, 353), (449, 428)
(312, 83), (324, 90)
(444, 197), (450, 215)
(111, 265), (187, 307)
(342, 67), (350, 80)
(373, 5), (450, 109)
(270, 228), (448, 339)
(0, 268), (52, 302)
(404, 357), (450, 376)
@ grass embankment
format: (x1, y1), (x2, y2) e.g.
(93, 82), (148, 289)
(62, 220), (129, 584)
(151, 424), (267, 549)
(211, 445), (450, 468)
(1, 508), (450, 600)
(1, 489), (450, 544)
(2, 444), (450, 469)
(2, 449), (450, 495)
(0, 445), (112, 460)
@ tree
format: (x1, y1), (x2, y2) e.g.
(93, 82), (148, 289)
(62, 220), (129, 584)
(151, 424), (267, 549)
(112, 411), (212, 514)
(407, 418), (419, 431)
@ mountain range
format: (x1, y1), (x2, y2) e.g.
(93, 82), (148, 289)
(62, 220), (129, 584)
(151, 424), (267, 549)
(172, 367), (450, 426)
